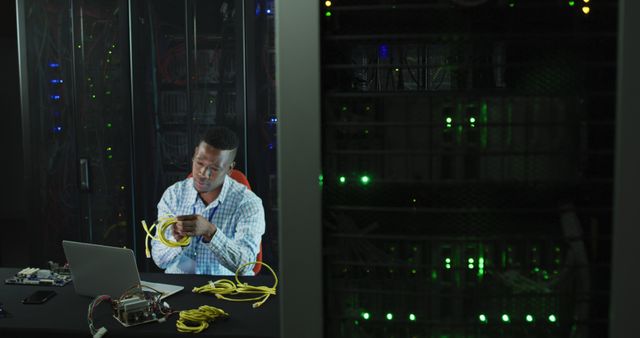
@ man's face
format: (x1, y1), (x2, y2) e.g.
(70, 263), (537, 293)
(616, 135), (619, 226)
(191, 142), (235, 193)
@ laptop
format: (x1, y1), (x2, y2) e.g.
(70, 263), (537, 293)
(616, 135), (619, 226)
(62, 240), (184, 300)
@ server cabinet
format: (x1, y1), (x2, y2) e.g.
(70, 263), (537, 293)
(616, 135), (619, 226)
(18, 0), (134, 265)
(321, 1), (616, 337)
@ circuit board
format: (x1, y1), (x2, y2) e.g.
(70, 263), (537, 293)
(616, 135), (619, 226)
(4, 266), (72, 287)
(112, 296), (168, 327)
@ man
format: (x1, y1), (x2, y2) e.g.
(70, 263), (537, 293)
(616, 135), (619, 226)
(151, 126), (265, 275)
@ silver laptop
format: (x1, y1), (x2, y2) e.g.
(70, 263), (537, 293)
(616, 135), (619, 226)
(62, 240), (183, 299)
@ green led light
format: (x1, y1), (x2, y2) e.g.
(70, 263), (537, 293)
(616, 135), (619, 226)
(361, 312), (370, 320)
(106, 123), (112, 128)
(339, 176), (346, 184)
(105, 91), (111, 95)
(411, 269), (417, 274)
(468, 264), (474, 269)
(468, 258), (475, 263)
(526, 314), (534, 322)
(445, 258), (451, 263)
(120, 185), (125, 190)
(548, 314), (557, 322)
(386, 313), (393, 320)
(106, 147), (112, 151)
(446, 123), (452, 128)
(91, 94), (96, 99)
(568, 1), (575, 6)
(107, 155), (113, 159)
(479, 314), (487, 323)
(360, 175), (370, 185)
(445, 264), (451, 269)
(445, 117), (453, 123)
(409, 313), (416, 321)
(469, 117), (476, 123)
(108, 50), (112, 54)
(502, 314), (510, 322)
(325, 11), (331, 17)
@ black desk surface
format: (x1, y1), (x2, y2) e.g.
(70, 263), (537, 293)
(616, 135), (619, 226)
(0, 267), (279, 337)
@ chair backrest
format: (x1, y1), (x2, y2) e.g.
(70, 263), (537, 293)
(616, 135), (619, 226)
(187, 169), (262, 275)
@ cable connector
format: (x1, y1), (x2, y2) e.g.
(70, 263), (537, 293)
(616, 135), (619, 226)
(93, 326), (107, 338)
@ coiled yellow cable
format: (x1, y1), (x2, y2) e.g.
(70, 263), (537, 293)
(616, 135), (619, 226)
(141, 215), (191, 258)
(176, 305), (229, 333)
(192, 261), (278, 308)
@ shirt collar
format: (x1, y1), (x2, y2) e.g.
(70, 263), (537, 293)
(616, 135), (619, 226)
(189, 174), (231, 209)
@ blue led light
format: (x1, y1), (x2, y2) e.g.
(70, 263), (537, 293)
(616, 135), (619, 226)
(48, 63), (60, 68)
(53, 126), (63, 133)
(266, 9), (271, 14)
(51, 95), (61, 100)
(50, 79), (64, 84)
(378, 44), (390, 60)
(270, 117), (278, 123)
(268, 143), (274, 150)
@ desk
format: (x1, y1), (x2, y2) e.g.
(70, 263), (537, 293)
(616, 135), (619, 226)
(0, 268), (279, 337)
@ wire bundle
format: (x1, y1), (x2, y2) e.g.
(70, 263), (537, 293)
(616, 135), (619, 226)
(176, 305), (229, 333)
(87, 295), (112, 338)
(192, 261), (278, 308)
(141, 215), (191, 258)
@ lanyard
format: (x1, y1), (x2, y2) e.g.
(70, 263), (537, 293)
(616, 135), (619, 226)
(193, 204), (219, 224)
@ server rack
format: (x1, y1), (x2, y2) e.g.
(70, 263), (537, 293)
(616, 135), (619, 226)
(321, 1), (616, 337)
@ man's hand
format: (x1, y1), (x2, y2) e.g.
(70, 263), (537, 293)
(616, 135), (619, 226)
(175, 214), (217, 242)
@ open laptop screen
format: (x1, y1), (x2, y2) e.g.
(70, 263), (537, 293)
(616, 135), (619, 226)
(62, 240), (183, 299)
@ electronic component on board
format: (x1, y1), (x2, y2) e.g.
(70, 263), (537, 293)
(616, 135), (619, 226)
(4, 265), (72, 287)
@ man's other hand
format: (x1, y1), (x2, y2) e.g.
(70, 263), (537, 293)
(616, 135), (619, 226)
(176, 214), (217, 241)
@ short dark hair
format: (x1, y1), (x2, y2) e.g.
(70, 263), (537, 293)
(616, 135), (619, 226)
(200, 126), (239, 151)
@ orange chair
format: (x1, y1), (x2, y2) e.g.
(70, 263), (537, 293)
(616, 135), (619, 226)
(188, 169), (263, 274)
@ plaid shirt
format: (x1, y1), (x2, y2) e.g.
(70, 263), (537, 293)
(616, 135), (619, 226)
(151, 175), (265, 275)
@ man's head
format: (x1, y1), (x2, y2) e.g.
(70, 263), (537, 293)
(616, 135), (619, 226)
(191, 126), (238, 193)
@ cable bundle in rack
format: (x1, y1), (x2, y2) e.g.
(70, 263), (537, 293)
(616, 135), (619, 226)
(192, 261), (278, 308)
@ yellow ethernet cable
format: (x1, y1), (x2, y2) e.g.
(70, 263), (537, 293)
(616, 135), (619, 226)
(141, 215), (191, 258)
(192, 261), (278, 308)
(176, 305), (229, 333)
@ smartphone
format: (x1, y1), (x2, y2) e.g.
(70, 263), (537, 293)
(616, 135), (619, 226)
(22, 290), (56, 304)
